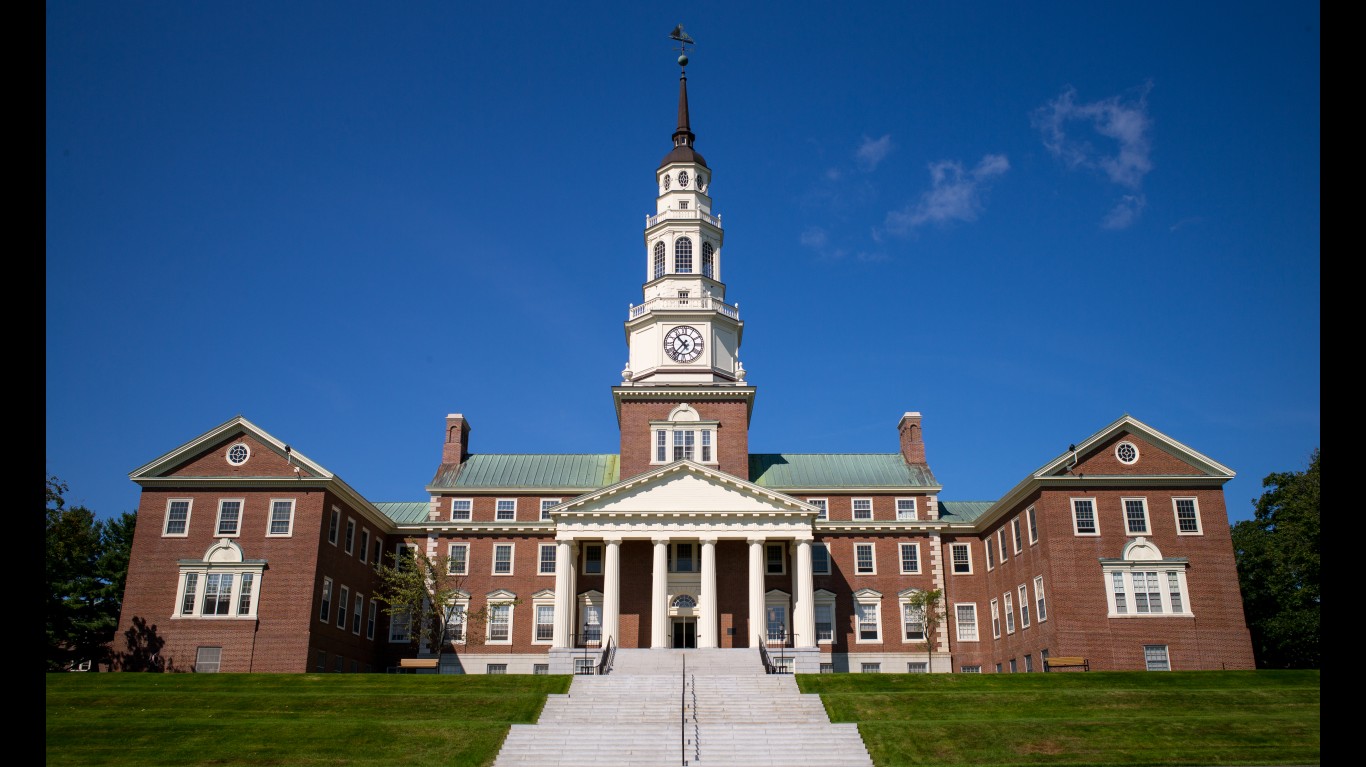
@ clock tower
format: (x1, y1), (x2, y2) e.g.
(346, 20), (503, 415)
(614, 41), (754, 480)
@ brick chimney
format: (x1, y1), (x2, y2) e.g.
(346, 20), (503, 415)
(442, 414), (472, 466)
(898, 412), (925, 464)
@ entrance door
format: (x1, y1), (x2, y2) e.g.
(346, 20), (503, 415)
(671, 618), (696, 648)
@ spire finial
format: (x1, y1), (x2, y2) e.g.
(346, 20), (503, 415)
(668, 24), (694, 68)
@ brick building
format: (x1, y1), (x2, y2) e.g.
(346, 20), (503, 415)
(113, 56), (1254, 676)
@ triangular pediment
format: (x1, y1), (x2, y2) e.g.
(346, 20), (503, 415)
(558, 460), (816, 517)
(1034, 415), (1234, 480)
(129, 415), (331, 481)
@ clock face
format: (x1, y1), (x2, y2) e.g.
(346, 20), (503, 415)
(663, 174), (670, 190)
(678, 170), (690, 188)
(664, 325), (704, 363)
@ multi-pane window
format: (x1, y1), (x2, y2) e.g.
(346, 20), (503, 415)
(674, 237), (693, 273)
(1173, 498), (1202, 534)
(582, 604), (602, 643)
(359, 530), (369, 563)
(446, 603), (466, 642)
(202, 573), (233, 616)
(671, 542), (695, 572)
(448, 544), (469, 575)
(269, 500), (294, 536)
(540, 498), (560, 521)
(960, 665), (982, 673)
(1034, 576), (1048, 622)
(1111, 572), (1128, 615)
(700, 431), (711, 462)
(533, 664), (549, 675)
(367, 600), (377, 640)
(656, 430), (667, 462)
(861, 663), (881, 673)
(493, 544), (513, 575)
(1072, 499), (1098, 534)
(815, 603), (834, 642)
(766, 544), (785, 574)
(990, 598), (1001, 638)
(319, 578), (333, 623)
(1024, 654), (1034, 672)
(337, 586), (350, 629)
(451, 499), (472, 521)
(1027, 506), (1038, 544)
(237, 573), (255, 616)
(345, 519), (356, 554)
(1124, 498), (1150, 534)
(495, 499), (516, 521)
(985, 538), (995, 570)
(812, 543), (831, 574)
(852, 499), (873, 520)
(674, 430), (694, 460)
(907, 662), (928, 673)
(856, 602), (880, 642)
(538, 544), (556, 575)
(487, 604), (511, 642)
(1167, 572), (1184, 613)
(216, 500), (241, 536)
(1009, 658), (1018, 673)
(353, 594), (363, 634)
(855, 543), (875, 574)
(164, 500), (191, 536)
(1003, 592), (1015, 634)
(1109, 564), (1193, 616)
(1133, 572), (1163, 614)
(328, 508), (340, 545)
(487, 664), (508, 674)
(583, 544), (603, 575)
(181, 574), (199, 614)
(195, 646), (222, 673)
(1019, 585), (1030, 628)
(896, 498), (917, 520)
(389, 611), (411, 642)
(1144, 645), (1171, 671)
(901, 602), (925, 641)
(955, 603), (979, 641)
(809, 499), (828, 520)
(535, 605), (554, 642)
(1012, 518), (1023, 552)
(653, 241), (665, 279)
(997, 530), (1008, 562)
(899, 543), (919, 574)
(951, 543), (971, 574)
(702, 242), (714, 278)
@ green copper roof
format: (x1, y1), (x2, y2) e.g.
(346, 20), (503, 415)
(374, 501), (431, 525)
(938, 501), (994, 522)
(749, 454), (937, 489)
(430, 454), (621, 490)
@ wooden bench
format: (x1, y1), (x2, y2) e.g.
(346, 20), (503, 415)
(398, 658), (439, 669)
(1044, 656), (1089, 672)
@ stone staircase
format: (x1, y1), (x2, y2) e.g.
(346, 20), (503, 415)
(492, 648), (873, 767)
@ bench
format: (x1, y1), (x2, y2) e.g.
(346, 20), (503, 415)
(1044, 656), (1089, 672)
(398, 658), (440, 669)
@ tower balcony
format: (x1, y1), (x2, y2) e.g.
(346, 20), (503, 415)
(629, 294), (740, 320)
(646, 209), (722, 228)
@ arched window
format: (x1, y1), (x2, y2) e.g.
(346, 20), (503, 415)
(653, 241), (666, 279)
(674, 237), (693, 274)
(672, 595), (697, 608)
(701, 242), (714, 278)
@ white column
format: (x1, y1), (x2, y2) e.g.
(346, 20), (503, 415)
(699, 537), (718, 648)
(795, 538), (816, 649)
(603, 537), (621, 646)
(552, 539), (574, 648)
(748, 537), (765, 647)
(651, 537), (669, 648)
(567, 541), (578, 645)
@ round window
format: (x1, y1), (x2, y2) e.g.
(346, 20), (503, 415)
(671, 595), (697, 608)
(1115, 441), (1139, 464)
(226, 443), (250, 465)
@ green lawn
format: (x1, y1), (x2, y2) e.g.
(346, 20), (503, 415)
(799, 670), (1319, 767)
(48, 670), (1318, 767)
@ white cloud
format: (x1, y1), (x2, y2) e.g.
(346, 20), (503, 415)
(855, 134), (893, 171)
(880, 154), (1010, 235)
(799, 227), (829, 249)
(1033, 83), (1154, 227)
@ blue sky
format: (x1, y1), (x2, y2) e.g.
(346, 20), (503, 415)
(47, 2), (1319, 525)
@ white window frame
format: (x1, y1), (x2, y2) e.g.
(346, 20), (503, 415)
(1011, 517), (1023, 553)
(1104, 566), (1192, 617)
(327, 507), (340, 545)
(854, 543), (876, 575)
(448, 543), (470, 575)
(1003, 591), (1015, 634)
(337, 585), (350, 629)
(268, 499), (295, 537)
(896, 498), (918, 521)
(907, 662), (928, 673)
(444, 592), (470, 645)
(319, 577), (333, 623)
(814, 591), (836, 644)
(852, 498), (874, 520)
(649, 421), (719, 465)
(345, 518), (356, 554)
(195, 646), (222, 673)
(765, 543), (786, 575)
(1027, 506), (1038, 544)
(1123, 497), (1151, 535)
(581, 591), (604, 645)
(898, 543), (920, 574)
(1172, 497), (1204, 535)
(582, 543), (603, 575)
(389, 611), (411, 643)
(366, 599), (378, 640)
(163, 498), (192, 537)
(540, 498), (560, 521)
(486, 597), (515, 644)
(358, 529), (369, 564)
(1144, 644), (1171, 671)
(175, 566), (262, 619)
(950, 542), (972, 574)
(898, 593), (926, 643)
(495, 498), (517, 521)
(215, 499), (243, 537)
(812, 542), (831, 575)
(954, 603), (979, 642)
(960, 664), (982, 673)
(1071, 498), (1099, 536)
(861, 662), (881, 673)
(1018, 584), (1030, 628)
(985, 537), (995, 571)
(990, 598), (1001, 639)
(1034, 575), (1048, 622)
(450, 498), (473, 521)
(538, 543), (557, 575)
(854, 591), (882, 644)
(532, 592), (556, 645)
(997, 530), (1008, 563)
(808, 498), (828, 521)
(669, 541), (696, 573)
(492, 543), (515, 575)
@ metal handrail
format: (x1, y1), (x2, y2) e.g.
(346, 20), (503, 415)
(757, 634), (776, 674)
(680, 654), (687, 765)
(596, 636), (615, 675)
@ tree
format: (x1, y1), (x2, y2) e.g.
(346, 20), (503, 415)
(1231, 449), (1320, 669)
(46, 476), (136, 671)
(905, 588), (944, 672)
(372, 548), (509, 668)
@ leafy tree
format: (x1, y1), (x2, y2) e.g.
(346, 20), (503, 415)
(373, 548), (509, 668)
(905, 588), (944, 671)
(46, 476), (136, 671)
(1232, 449), (1320, 668)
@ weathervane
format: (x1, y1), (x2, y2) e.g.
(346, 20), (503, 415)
(669, 24), (694, 68)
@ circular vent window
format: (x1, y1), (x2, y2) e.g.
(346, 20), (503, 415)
(226, 443), (250, 465)
(1115, 441), (1139, 465)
